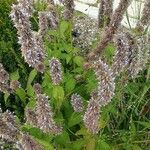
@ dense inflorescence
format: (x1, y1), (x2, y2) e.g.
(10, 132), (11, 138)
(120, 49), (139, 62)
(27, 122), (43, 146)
(83, 93), (101, 134)
(112, 32), (131, 77)
(0, 110), (20, 142)
(35, 94), (62, 134)
(33, 83), (42, 94)
(93, 59), (115, 106)
(0, 64), (11, 93)
(128, 34), (150, 77)
(63, 0), (74, 20)
(84, 59), (115, 133)
(49, 58), (62, 85)
(10, 0), (45, 73)
(19, 133), (43, 150)
(10, 80), (20, 91)
(87, 0), (132, 61)
(137, 0), (150, 28)
(98, 0), (114, 28)
(71, 93), (84, 112)
(38, 12), (48, 37)
(25, 108), (38, 127)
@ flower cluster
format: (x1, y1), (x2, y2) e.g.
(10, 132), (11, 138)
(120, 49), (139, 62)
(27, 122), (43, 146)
(0, 110), (20, 142)
(38, 11), (58, 37)
(25, 108), (38, 127)
(35, 94), (62, 134)
(83, 94), (101, 134)
(112, 32), (131, 77)
(93, 59), (115, 106)
(98, 0), (114, 28)
(137, 0), (150, 28)
(0, 108), (43, 149)
(38, 12), (48, 37)
(0, 63), (11, 93)
(128, 34), (150, 77)
(87, 0), (132, 61)
(19, 133), (43, 150)
(49, 58), (62, 85)
(10, 80), (20, 91)
(71, 93), (84, 112)
(33, 83), (42, 94)
(84, 59), (115, 133)
(10, 0), (45, 73)
(63, 0), (74, 20)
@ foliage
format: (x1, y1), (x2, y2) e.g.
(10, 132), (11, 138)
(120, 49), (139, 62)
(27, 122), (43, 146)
(0, 0), (150, 150)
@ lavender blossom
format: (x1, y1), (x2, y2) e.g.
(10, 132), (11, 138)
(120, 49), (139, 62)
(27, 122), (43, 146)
(71, 93), (84, 112)
(38, 12), (48, 37)
(83, 94), (101, 134)
(128, 34), (150, 77)
(17, 0), (33, 16)
(10, 2), (45, 73)
(137, 0), (150, 28)
(87, 0), (132, 61)
(98, 0), (114, 28)
(35, 94), (62, 134)
(0, 63), (11, 93)
(25, 108), (38, 127)
(93, 59), (115, 106)
(20, 133), (43, 150)
(0, 110), (20, 142)
(33, 83), (42, 94)
(63, 0), (74, 20)
(10, 80), (20, 91)
(84, 59), (115, 133)
(112, 32), (131, 77)
(46, 0), (55, 5)
(49, 58), (62, 85)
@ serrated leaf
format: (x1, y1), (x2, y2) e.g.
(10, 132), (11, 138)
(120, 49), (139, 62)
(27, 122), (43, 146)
(26, 69), (37, 89)
(10, 69), (20, 81)
(16, 88), (26, 102)
(96, 140), (111, 150)
(26, 98), (36, 108)
(65, 77), (76, 93)
(86, 138), (96, 150)
(73, 56), (84, 67)
(68, 113), (82, 127)
(60, 21), (69, 37)
(27, 84), (34, 97)
(55, 131), (70, 146)
(52, 86), (64, 109)
(4, 92), (10, 103)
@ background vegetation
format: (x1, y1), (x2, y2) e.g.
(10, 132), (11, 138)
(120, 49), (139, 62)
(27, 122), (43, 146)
(0, 0), (150, 149)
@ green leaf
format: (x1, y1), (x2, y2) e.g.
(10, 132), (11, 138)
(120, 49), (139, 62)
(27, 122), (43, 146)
(21, 125), (54, 150)
(26, 98), (36, 108)
(132, 145), (142, 150)
(96, 139), (111, 150)
(65, 77), (76, 93)
(10, 69), (20, 81)
(16, 88), (26, 102)
(135, 121), (150, 129)
(4, 93), (10, 103)
(52, 86), (64, 109)
(68, 139), (85, 150)
(68, 113), (82, 127)
(27, 84), (34, 97)
(55, 131), (70, 146)
(73, 56), (84, 67)
(26, 69), (37, 89)
(60, 20), (69, 37)
(65, 54), (72, 64)
(86, 138), (96, 150)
